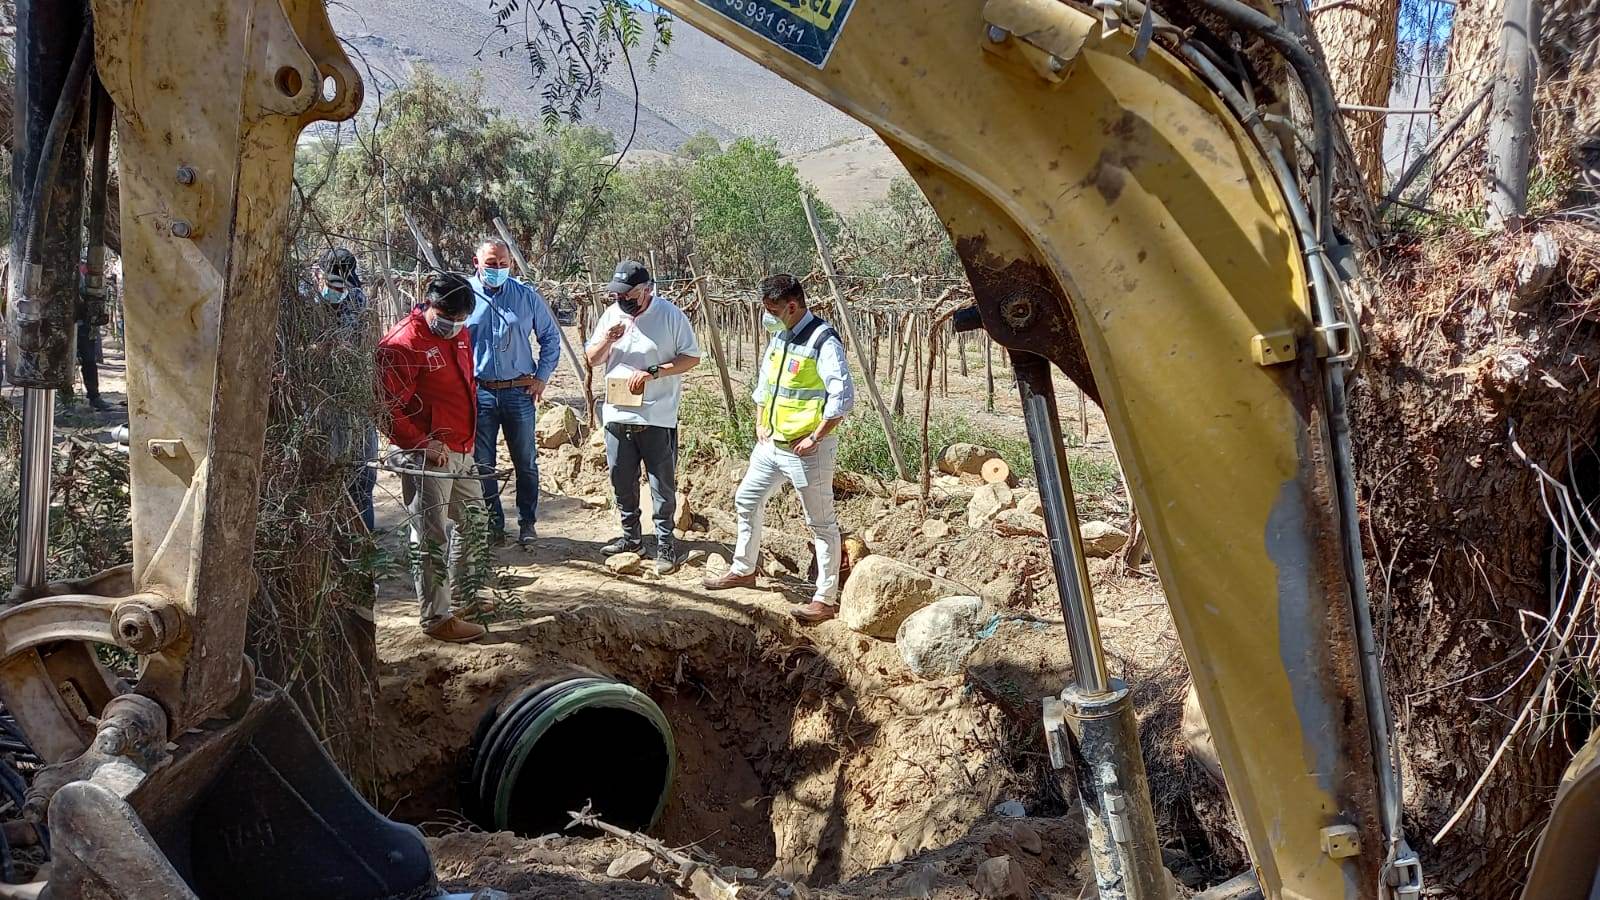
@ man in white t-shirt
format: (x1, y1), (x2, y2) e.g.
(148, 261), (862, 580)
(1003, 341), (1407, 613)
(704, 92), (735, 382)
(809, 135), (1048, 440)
(584, 260), (703, 574)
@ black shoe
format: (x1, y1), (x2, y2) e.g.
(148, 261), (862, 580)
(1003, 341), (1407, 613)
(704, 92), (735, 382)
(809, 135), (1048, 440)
(601, 536), (643, 556)
(88, 396), (112, 412)
(655, 546), (681, 576)
(518, 523), (537, 546)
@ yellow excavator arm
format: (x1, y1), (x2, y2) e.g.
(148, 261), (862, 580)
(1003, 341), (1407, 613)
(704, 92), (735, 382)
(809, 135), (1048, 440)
(4, 0), (1591, 898)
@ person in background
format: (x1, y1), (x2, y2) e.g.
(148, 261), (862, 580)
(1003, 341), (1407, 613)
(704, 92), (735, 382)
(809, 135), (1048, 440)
(466, 238), (563, 547)
(315, 247), (379, 532)
(584, 260), (702, 575)
(74, 258), (111, 411)
(702, 274), (855, 624)
(376, 272), (487, 644)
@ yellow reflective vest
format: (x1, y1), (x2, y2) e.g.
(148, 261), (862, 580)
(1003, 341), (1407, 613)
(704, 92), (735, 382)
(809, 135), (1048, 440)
(755, 316), (840, 442)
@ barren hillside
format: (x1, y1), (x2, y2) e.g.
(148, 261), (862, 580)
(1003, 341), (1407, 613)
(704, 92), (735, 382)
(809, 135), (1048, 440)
(329, 0), (871, 153)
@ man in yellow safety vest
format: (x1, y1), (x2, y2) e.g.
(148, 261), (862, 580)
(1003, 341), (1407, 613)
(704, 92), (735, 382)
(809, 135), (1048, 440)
(703, 274), (855, 623)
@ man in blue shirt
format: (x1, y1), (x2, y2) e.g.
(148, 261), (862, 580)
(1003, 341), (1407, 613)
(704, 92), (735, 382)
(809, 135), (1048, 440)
(466, 238), (563, 546)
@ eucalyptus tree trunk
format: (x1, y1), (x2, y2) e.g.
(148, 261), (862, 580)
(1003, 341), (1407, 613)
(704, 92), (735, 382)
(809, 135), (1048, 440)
(1313, 0), (1401, 191)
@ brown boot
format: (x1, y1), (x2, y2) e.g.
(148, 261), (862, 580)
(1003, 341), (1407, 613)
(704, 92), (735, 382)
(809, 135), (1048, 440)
(702, 570), (757, 591)
(424, 615), (487, 643)
(790, 601), (838, 625)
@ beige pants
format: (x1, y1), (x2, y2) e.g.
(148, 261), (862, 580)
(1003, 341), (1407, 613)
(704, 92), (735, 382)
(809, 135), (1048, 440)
(399, 449), (486, 627)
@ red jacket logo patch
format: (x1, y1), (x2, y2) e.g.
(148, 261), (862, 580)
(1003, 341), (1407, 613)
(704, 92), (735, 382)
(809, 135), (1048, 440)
(424, 347), (444, 371)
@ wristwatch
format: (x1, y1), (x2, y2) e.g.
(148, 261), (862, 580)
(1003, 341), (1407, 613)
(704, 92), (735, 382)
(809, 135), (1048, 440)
(646, 365), (661, 378)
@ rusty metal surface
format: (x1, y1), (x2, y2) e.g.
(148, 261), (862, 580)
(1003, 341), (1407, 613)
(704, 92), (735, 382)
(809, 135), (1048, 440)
(657, 1), (1384, 896)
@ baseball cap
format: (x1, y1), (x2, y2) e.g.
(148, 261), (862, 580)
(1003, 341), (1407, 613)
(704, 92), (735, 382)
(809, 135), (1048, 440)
(606, 260), (651, 294)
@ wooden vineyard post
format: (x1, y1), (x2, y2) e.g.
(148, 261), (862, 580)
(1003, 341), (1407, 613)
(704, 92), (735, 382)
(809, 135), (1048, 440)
(688, 261), (739, 420)
(892, 312), (915, 417)
(940, 320), (949, 397)
(985, 334), (995, 413)
(1079, 385), (1090, 446)
(919, 306), (960, 512)
(801, 192), (910, 481)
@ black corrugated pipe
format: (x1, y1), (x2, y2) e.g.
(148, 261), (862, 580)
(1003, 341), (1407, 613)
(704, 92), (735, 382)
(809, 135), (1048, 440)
(462, 673), (676, 837)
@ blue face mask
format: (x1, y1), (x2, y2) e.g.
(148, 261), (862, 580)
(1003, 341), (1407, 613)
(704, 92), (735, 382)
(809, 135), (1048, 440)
(482, 267), (511, 288)
(320, 284), (346, 303)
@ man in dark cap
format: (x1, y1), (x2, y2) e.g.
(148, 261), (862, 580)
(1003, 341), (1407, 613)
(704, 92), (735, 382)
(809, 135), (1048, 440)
(584, 260), (702, 575)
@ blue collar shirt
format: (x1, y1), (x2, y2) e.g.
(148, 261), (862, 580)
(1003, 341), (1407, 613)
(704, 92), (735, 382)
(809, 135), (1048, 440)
(465, 275), (564, 384)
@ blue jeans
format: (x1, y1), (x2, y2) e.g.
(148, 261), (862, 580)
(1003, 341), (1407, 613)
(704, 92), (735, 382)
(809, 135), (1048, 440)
(475, 386), (540, 532)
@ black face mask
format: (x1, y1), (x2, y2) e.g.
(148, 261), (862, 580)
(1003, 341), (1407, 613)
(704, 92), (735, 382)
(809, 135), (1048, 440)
(618, 296), (643, 316)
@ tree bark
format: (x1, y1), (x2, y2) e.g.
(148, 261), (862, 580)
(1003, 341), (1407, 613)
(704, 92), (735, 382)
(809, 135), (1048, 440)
(1485, 0), (1541, 230)
(1432, 0), (1599, 216)
(1350, 223), (1599, 898)
(1313, 0), (1401, 191)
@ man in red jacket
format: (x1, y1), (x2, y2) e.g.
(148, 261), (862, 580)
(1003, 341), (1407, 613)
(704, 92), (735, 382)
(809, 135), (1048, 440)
(377, 272), (488, 643)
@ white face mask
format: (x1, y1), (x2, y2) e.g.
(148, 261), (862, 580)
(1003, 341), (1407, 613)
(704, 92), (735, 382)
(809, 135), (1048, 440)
(762, 312), (785, 334)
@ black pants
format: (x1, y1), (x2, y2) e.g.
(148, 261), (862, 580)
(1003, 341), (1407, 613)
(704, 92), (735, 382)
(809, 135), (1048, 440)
(604, 423), (678, 547)
(77, 320), (101, 399)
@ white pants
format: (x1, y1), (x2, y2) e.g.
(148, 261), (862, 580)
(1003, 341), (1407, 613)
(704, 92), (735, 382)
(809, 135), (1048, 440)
(730, 436), (841, 605)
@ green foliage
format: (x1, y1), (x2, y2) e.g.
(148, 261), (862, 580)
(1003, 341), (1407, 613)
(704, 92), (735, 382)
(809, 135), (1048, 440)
(483, 1), (673, 129)
(688, 138), (836, 276)
(834, 177), (961, 281)
(0, 407), (133, 589)
(679, 131), (722, 161)
(584, 159), (698, 277)
(678, 389), (758, 462)
(296, 67), (617, 274)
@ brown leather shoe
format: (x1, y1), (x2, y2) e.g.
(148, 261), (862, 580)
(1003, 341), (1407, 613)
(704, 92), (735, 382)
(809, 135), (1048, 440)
(702, 570), (757, 591)
(424, 615), (487, 643)
(790, 601), (838, 625)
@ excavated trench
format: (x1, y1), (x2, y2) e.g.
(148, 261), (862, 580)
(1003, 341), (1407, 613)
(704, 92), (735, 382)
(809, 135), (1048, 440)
(371, 598), (1029, 882)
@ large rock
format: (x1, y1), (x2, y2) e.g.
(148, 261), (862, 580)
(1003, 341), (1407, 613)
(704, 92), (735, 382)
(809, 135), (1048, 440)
(938, 442), (1001, 476)
(972, 855), (1028, 899)
(1012, 488), (1044, 518)
(604, 552), (643, 575)
(993, 509), (1045, 537)
(839, 556), (973, 638)
(606, 849), (654, 880)
(673, 492), (694, 532)
(1080, 521), (1130, 557)
(552, 443), (583, 484)
(536, 404), (581, 449)
(966, 483), (1015, 528)
(896, 596), (991, 678)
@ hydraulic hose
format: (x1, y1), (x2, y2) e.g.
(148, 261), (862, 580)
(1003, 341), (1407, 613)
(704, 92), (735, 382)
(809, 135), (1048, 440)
(1182, 0), (1338, 247)
(462, 673), (676, 837)
(19, 17), (94, 275)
